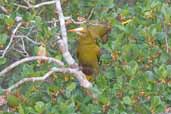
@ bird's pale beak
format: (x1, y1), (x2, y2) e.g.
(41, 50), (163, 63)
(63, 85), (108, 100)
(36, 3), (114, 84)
(68, 27), (86, 35)
(68, 27), (84, 32)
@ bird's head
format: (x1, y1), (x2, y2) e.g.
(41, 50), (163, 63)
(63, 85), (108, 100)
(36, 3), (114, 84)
(88, 23), (112, 43)
(68, 22), (111, 43)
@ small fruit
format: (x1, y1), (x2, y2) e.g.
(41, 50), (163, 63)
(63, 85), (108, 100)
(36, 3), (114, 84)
(37, 45), (47, 64)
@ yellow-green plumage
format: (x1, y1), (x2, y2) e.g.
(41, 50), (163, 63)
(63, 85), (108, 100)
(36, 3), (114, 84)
(77, 33), (100, 75)
(68, 22), (111, 79)
(86, 23), (111, 43)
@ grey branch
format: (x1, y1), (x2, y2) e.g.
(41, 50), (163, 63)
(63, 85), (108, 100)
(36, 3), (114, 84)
(31, 1), (56, 9)
(14, 35), (41, 45)
(0, 56), (64, 77)
(55, 0), (76, 65)
(55, 0), (92, 88)
(15, 1), (56, 9)
(1, 22), (22, 57)
(52, 67), (92, 88)
(67, 16), (87, 24)
(4, 70), (55, 92)
(55, 0), (68, 49)
(0, 0), (92, 92)
(0, 5), (8, 13)
(4, 67), (92, 92)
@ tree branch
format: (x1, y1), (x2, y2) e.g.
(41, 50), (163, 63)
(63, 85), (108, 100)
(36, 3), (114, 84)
(14, 1), (56, 9)
(55, 0), (76, 65)
(0, 5), (8, 14)
(4, 70), (55, 92)
(0, 0), (92, 92)
(52, 67), (92, 88)
(0, 56), (64, 77)
(14, 35), (41, 45)
(31, 1), (56, 9)
(55, 0), (68, 49)
(1, 22), (22, 57)
(4, 67), (92, 92)
(66, 16), (87, 24)
(55, 0), (92, 88)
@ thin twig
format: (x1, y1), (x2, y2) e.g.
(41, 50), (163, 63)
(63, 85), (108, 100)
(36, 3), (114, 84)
(13, 48), (28, 57)
(32, 1), (56, 8)
(87, 8), (95, 20)
(0, 5), (8, 13)
(64, 8), (94, 25)
(23, 0), (32, 7)
(1, 22), (22, 57)
(14, 3), (29, 9)
(0, 56), (64, 77)
(14, 1), (56, 9)
(4, 70), (55, 92)
(21, 37), (29, 56)
(26, 25), (35, 36)
(47, 17), (86, 25)
(70, 17), (87, 24)
(46, 19), (59, 25)
(14, 35), (41, 45)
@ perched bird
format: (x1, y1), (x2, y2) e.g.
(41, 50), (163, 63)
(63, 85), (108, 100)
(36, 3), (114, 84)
(68, 22), (111, 79)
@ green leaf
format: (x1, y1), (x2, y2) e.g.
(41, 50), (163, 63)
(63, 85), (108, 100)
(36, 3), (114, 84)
(115, 24), (128, 33)
(99, 95), (109, 104)
(7, 95), (20, 107)
(158, 65), (167, 79)
(166, 65), (171, 76)
(145, 71), (155, 80)
(55, 55), (62, 61)
(18, 104), (25, 114)
(151, 1), (161, 8)
(159, 53), (169, 64)
(129, 61), (138, 76)
(123, 96), (132, 105)
(34, 101), (45, 113)
(66, 82), (76, 92)
(0, 33), (8, 45)
(121, 112), (127, 114)
(25, 107), (36, 113)
(0, 57), (7, 65)
(151, 96), (162, 108)
(96, 75), (108, 89)
(21, 64), (34, 76)
(5, 16), (14, 25)
(0, 87), (4, 95)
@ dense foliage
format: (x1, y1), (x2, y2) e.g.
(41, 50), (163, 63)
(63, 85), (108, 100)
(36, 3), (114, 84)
(0, 0), (171, 113)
